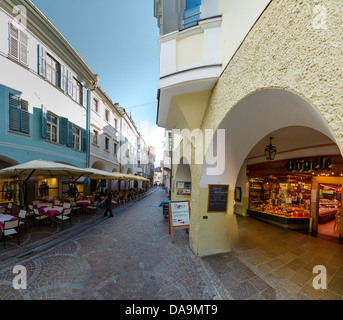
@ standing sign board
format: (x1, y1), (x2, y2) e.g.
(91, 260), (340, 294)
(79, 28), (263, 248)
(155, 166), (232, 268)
(169, 201), (190, 243)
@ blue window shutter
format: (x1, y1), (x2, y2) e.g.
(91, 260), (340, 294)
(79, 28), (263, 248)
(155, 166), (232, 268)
(81, 128), (88, 152)
(67, 121), (73, 148)
(9, 94), (20, 131)
(41, 105), (47, 139)
(59, 117), (68, 145)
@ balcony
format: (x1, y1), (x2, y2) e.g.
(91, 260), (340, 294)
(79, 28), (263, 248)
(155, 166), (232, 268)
(157, 15), (222, 130)
(182, 6), (201, 29)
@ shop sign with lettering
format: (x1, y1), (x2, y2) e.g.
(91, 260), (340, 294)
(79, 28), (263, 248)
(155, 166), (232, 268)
(285, 157), (333, 173)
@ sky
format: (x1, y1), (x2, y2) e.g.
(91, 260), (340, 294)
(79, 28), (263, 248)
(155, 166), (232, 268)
(31, 0), (164, 165)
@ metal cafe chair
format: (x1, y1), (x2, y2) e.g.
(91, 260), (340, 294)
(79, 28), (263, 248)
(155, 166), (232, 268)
(5, 203), (13, 214)
(18, 209), (28, 233)
(55, 208), (72, 230)
(33, 208), (49, 229)
(1, 219), (20, 248)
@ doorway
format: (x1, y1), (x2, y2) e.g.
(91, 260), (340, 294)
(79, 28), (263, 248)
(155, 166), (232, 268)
(317, 183), (341, 238)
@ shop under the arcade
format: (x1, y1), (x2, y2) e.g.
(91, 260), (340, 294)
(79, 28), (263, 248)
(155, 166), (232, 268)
(247, 155), (343, 240)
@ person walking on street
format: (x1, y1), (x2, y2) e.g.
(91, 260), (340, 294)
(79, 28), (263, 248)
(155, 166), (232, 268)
(103, 189), (113, 217)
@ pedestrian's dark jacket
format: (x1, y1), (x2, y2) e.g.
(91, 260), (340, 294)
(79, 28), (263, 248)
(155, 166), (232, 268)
(105, 192), (112, 205)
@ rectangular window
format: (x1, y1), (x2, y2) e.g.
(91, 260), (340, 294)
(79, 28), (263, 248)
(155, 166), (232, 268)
(9, 23), (28, 64)
(183, 0), (201, 29)
(46, 54), (60, 87)
(72, 126), (81, 150)
(105, 137), (109, 151)
(93, 98), (99, 113)
(105, 109), (110, 122)
(9, 94), (29, 134)
(72, 77), (82, 104)
(114, 118), (118, 130)
(47, 113), (59, 143)
(114, 142), (118, 155)
(93, 130), (98, 145)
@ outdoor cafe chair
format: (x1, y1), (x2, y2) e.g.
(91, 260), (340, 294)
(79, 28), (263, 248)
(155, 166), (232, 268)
(0, 208), (5, 214)
(70, 201), (81, 214)
(85, 201), (99, 214)
(5, 203), (13, 214)
(33, 208), (49, 229)
(55, 208), (72, 230)
(1, 219), (20, 249)
(18, 210), (28, 233)
(28, 204), (35, 218)
(54, 200), (61, 206)
(63, 202), (71, 209)
(32, 200), (40, 205)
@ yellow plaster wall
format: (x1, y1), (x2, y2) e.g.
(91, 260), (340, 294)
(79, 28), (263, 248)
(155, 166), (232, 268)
(176, 33), (204, 69)
(186, 0), (343, 256)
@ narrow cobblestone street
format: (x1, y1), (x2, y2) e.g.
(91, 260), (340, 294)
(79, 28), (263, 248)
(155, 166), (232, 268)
(0, 187), (221, 300)
(1, 187), (343, 300)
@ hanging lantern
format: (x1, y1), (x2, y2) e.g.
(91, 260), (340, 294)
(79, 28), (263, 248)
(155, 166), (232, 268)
(265, 137), (277, 161)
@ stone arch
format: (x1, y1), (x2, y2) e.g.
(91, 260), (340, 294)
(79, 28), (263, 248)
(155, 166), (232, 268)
(192, 88), (339, 257)
(200, 88), (337, 189)
(91, 160), (106, 171)
(0, 155), (19, 169)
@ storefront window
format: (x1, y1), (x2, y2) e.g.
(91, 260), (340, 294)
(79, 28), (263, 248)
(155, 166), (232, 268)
(37, 178), (59, 200)
(0, 179), (21, 204)
(248, 176), (311, 218)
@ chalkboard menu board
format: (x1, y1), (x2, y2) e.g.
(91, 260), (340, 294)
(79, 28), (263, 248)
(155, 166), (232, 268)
(207, 184), (229, 213)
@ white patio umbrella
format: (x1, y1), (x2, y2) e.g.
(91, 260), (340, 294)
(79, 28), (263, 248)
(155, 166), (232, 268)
(0, 159), (97, 178)
(0, 160), (123, 205)
(86, 168), (123, 180)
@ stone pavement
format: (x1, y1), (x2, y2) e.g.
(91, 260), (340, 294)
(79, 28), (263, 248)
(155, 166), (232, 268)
(0, 187), (342, 300)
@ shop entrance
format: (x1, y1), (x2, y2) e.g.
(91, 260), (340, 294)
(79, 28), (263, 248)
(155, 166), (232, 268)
(317, 183), (341, 238)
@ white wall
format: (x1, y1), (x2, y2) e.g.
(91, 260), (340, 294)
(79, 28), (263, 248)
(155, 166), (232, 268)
(0, 9), (87, 129)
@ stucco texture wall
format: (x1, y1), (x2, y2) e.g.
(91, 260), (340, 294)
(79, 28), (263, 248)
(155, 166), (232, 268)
(187, 0), (343, 256)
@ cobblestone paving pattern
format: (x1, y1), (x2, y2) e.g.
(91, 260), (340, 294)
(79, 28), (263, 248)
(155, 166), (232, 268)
(1, 187), (342, 300)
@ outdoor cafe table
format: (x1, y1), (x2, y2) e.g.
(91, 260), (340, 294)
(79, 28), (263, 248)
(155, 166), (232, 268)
(42, 206), (65, 227)
(0, 213), (18, 230)
(76, 200), (93, 213)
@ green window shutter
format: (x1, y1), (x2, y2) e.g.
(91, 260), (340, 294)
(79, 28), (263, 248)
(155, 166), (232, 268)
(9, 94), (20, 131)
(67, 121), (73, 148)
(81, 128), (88, 152)
(41, 105), (47, 139)
(21, 109), (29, 133)
(59, 117), (68, 145)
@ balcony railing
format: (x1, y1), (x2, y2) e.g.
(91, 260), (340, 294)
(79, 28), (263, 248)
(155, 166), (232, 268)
(182, 6), (201, 29)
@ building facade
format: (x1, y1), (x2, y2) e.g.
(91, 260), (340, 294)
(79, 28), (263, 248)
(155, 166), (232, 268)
(0, 0), (98, 203)
(155, 0), (343, 256)
(89, 86), (121, 173)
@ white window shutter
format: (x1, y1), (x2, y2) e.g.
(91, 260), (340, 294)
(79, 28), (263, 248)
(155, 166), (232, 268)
(60, 64), (66, 92)
(82, 86), (88, 108)
(9, 23), (19, 60)
(67, 70), (73, 97)
(38, 44), (47, 78)
(19, 30), (28, 65)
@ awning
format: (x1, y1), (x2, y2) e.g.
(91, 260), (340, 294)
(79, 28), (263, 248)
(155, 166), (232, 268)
(87, 168), (123, 180)
(123, 174), (150, 182)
